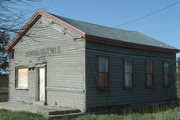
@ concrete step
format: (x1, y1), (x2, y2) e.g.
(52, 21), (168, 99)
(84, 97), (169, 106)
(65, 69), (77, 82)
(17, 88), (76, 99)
(46, 111), (83, 119)
(48, 109), (81, 115)
(33, 101), (45, 106)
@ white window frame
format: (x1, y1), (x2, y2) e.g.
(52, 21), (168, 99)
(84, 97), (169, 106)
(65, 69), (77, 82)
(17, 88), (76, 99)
(15, 66), (28, 89)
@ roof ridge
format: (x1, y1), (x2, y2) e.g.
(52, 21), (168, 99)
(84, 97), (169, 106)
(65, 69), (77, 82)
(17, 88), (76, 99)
(50, 13), (135, 33)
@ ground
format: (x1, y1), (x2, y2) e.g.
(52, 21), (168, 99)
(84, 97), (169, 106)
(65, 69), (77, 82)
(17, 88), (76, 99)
(0, 105), (180, 120)
(0, 102), (81, 117)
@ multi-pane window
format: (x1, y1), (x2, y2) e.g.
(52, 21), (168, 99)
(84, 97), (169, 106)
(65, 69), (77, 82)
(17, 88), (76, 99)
(124, 59), (133, 88)
(163, 62), (170, 87)
(15, 67), (28, 89)
(146, 61), (153, 88)
(98, 56), (109, 89)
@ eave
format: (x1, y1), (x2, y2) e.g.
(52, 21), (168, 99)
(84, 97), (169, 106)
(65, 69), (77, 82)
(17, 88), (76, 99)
(86, 35), (180, 53)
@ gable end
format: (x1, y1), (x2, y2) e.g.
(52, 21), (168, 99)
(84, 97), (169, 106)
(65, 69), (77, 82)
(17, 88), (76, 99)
(5, 10), (85, 51)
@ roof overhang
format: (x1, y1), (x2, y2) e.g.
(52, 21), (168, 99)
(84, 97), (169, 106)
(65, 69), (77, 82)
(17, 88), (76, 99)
(5, 10), (85, 51)
(86, 35), (180, 53)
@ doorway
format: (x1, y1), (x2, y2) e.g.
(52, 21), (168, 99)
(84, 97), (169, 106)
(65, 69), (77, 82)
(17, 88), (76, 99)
(37, 64), (47, 104)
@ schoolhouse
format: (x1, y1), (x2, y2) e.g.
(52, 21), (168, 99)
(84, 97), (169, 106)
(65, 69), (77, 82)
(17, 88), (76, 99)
(5, 10), (179, 112)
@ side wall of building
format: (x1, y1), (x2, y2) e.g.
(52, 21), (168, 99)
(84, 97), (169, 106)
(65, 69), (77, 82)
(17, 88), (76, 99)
(9, 16), (86, 111)
(86, 42), (177, 109)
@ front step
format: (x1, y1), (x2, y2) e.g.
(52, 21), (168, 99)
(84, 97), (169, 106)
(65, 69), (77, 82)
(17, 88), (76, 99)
(46, 111), (83, 119)
(33, 101), (45, 106)
(49, 109), (81, 115)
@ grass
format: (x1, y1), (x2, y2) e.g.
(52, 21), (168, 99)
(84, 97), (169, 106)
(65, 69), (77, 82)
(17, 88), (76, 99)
(69, 106), (180, 120)
(0, 109), (45, 120)
(0, 105), (180, 120)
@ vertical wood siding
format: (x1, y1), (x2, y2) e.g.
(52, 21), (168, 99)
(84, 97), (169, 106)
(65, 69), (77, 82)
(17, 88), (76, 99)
(9, 16), (86, 111)
(86, 42), (177, 109)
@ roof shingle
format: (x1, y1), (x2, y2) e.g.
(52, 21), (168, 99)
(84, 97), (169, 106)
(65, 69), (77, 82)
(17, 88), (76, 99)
(52, 14), (176, 50)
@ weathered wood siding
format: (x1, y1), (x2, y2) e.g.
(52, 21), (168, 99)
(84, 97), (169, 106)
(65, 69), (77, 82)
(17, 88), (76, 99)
(9, 16), (86, 111)
(86, 42), (177, 109)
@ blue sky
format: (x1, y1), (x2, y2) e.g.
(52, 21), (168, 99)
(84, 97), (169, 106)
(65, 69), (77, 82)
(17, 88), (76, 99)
(15, 0), (180, 56)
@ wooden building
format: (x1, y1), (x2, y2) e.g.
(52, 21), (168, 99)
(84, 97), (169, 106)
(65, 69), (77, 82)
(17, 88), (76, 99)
(5, 10), (179, 112)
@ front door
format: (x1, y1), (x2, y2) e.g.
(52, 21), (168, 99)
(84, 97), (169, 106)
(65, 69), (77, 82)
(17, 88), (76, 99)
(39, 67), (46, 102)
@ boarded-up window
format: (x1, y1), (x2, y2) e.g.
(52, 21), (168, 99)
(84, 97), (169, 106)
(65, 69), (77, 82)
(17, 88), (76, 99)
(98, 56), (109, 89)
(15, 67), (28, 89)
(124, 59), (133, 88)
(163, 62), (169, 87)
(146, 61), (153, 88)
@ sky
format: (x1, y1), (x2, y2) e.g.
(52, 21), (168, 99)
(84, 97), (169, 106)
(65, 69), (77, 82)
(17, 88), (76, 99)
(10, 0), (180, 56)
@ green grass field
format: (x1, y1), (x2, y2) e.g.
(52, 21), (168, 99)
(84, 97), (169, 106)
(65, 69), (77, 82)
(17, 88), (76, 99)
(0, 105), (180, 120)
(0, 109), (45, 120)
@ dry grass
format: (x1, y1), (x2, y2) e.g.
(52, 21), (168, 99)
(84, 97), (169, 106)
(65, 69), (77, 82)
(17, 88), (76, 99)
(0, 105), (180, 120)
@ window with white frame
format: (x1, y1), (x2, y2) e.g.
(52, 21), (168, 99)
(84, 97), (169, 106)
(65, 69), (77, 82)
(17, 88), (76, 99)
(124, 59), (133, 88)
(15, 67), (28, 89)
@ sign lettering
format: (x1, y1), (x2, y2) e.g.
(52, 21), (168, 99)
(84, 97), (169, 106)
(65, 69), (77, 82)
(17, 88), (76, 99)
(26, 47), (60, 57)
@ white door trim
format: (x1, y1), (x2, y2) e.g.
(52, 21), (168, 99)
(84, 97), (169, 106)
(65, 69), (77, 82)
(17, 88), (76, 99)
(36, 63), (47, 105)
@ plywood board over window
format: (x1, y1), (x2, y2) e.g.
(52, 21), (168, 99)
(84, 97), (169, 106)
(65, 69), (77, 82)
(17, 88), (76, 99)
(98, 56), (109, 90)
(163, 62), (170, 87)
(124, 59), (133, 88)
(15, 66), (28, 89)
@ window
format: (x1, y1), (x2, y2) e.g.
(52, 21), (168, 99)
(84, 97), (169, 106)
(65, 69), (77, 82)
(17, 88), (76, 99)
(15, 67), (28, 89)
(98, 56), (109, 90)
(124, 59), (133, 88)
(9, 49), (14, 59)
(163, 62), (170, 87)
(146, 61), (153, 88)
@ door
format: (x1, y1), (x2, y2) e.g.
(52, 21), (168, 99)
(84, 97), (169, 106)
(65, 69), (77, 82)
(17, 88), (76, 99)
(39, 67), (46, 102)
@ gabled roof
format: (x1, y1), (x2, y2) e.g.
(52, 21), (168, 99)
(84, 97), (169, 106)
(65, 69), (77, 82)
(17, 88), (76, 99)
(52, 14), (176, 50)
(5, 10), (179, 53)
